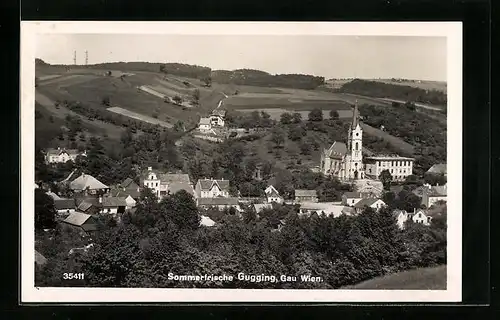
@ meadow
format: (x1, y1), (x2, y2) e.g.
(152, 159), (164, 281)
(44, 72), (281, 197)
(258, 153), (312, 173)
(370, 79), (447, 93)
(344, 265), (446, 290)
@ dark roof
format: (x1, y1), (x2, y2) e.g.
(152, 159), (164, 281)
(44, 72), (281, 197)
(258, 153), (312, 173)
(54, 198), (75, 210)
(197, 179), (230, 191)
(77, 200), (94, 212)
(343, 191), (362, 198)
(325, 141), (347, 159)
(198, 197), (239, 206)
(120, 178), (138, 189)
(354, 198), (380, 208)
(101, 197), (127, 207)
(295, 190), (318, 197)
(111, 188), (141, 199)
(211, 109), (227, 117)
(168, 182), (194, 196)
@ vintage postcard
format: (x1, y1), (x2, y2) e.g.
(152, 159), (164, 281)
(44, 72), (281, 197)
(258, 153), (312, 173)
(21, 21), (462, 303)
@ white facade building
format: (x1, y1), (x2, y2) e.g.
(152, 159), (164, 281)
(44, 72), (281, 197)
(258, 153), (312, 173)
(364, 156), (415, 181)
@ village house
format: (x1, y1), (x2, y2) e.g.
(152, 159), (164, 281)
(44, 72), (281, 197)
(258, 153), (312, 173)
(198, 117), (212, 132)
(61, 212), (99, 237)
(353, 198), (386, 214)
(265, 185), (283, 204)
(197, 197), (241, 212)
(209, 109), (226, 127)
(69, 173), (110, 196)
(294, 189), (318, 203)
(393, 208), (433, 229)
(298, 202), (353, 218)
(76, 198), (101, 216)
(110, 177), (141, 209)
(99, 196), (127, 216)
(53, 198), (76, 218)
(341, 191), (364, 206)
(140, 167), (194, 200)
(421, 184), (447, 208)
(253, 203), (273, 214)
(195, 178), (230, 199)
(44, 147), (86, 164)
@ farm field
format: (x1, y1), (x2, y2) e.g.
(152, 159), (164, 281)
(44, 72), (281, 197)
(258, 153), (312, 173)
(107, 107), (173, 128)
(344, 265), (446, 290)
(35, 89), (124, 141)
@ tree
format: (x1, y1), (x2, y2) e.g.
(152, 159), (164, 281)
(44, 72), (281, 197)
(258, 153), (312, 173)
(203, 76), (212, 87)
(192, 89), (200, 103)
(172, 95), (183, 105)
(270, 128), (285, 149)
(160, 190), (200, 231)
(288, 125), (306, 141)
(379, 169), (392, 190)
(299, 141), (312, 155)
(329, 110), (340, 120)
(308, 108), (323, 122)
(292, 113), (302, 124)
(174, 120), (185, 132)
(35, 189), (57, 231)
(280, 113), (293, 125)
(101, 96), (110, 106)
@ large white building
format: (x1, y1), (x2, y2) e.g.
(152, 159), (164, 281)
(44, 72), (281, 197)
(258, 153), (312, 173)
(320, 104), (365, 180)
(364, 155), (415, 181)
(195, 178), (230, 199)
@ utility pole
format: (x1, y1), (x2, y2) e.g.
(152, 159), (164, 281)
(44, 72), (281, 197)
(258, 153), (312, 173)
(85, 50), (88, 65)
(73, 50), (77, 65)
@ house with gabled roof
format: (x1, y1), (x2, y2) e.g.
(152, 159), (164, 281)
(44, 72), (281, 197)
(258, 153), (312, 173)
(69, 173), (110, 196)
(44, 147), (86, 164)
(62, 212), (99, 236)
(199, 117), (212, 132)
(99, 196), (127, 215)
(422, 184), (447, 208)
(264, 185), (283, 204)
(294, 189), (318, 203)
(210, 109), (227, 127)
(341, 191), (364, 206)
(353, 198), (386, 214)
(195, 178), (230, 199)
(140, 167), (194, 200)
(200, 215), (216, 227)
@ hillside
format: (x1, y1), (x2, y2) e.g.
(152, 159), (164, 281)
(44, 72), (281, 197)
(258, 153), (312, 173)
(344, 265), (446, 290)
(339, 79), (447, 106)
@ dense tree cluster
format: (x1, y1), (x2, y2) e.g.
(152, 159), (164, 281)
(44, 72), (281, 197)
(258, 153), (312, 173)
(211, 69), (325, 90)
(225, 110), (276, 129)
(340, 79), (447, 106)
(35, 190), (447, 288)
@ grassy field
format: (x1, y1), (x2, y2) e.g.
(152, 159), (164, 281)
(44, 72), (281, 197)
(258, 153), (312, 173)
(107, 107), (173, 128)
(343, 265), (447, 290)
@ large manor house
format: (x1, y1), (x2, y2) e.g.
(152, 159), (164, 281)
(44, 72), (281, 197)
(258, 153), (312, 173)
(320, 104), (415, 183)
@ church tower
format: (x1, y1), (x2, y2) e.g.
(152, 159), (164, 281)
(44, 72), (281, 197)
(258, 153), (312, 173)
(347, 102), (364, 179)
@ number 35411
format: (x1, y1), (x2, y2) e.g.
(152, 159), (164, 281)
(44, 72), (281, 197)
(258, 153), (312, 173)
(63, 273), (85, 280)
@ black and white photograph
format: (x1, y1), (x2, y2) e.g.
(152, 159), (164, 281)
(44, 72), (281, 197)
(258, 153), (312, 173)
(21, 22), (462, 303)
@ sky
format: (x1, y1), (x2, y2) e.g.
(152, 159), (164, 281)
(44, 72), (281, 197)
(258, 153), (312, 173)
(36, 34), (447, 81)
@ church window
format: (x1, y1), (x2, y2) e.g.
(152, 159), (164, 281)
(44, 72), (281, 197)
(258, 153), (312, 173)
(356, 132), (359, 137)
(355, 142), (359, 150)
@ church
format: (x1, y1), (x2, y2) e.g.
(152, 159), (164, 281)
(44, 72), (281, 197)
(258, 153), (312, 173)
(320, 103), (415, 185)
(320, 103), (365, 180)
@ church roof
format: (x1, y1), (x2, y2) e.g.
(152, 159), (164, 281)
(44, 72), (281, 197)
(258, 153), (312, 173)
(352, 102), (359, 128)
(325, 141), (347, 159)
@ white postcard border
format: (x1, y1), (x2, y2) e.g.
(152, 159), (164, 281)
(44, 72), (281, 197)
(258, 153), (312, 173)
(21, 21), (462, 303)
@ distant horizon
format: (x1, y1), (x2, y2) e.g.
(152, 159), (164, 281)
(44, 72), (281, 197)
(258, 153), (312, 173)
(35, 58), (447, 83)
(36, 35), (447, 82)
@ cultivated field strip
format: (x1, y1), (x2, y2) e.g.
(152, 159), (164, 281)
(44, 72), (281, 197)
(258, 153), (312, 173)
(107, 106), (173, 128)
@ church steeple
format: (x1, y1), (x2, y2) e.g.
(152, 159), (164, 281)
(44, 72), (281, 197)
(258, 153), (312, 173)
(352, 100), (359, 128)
